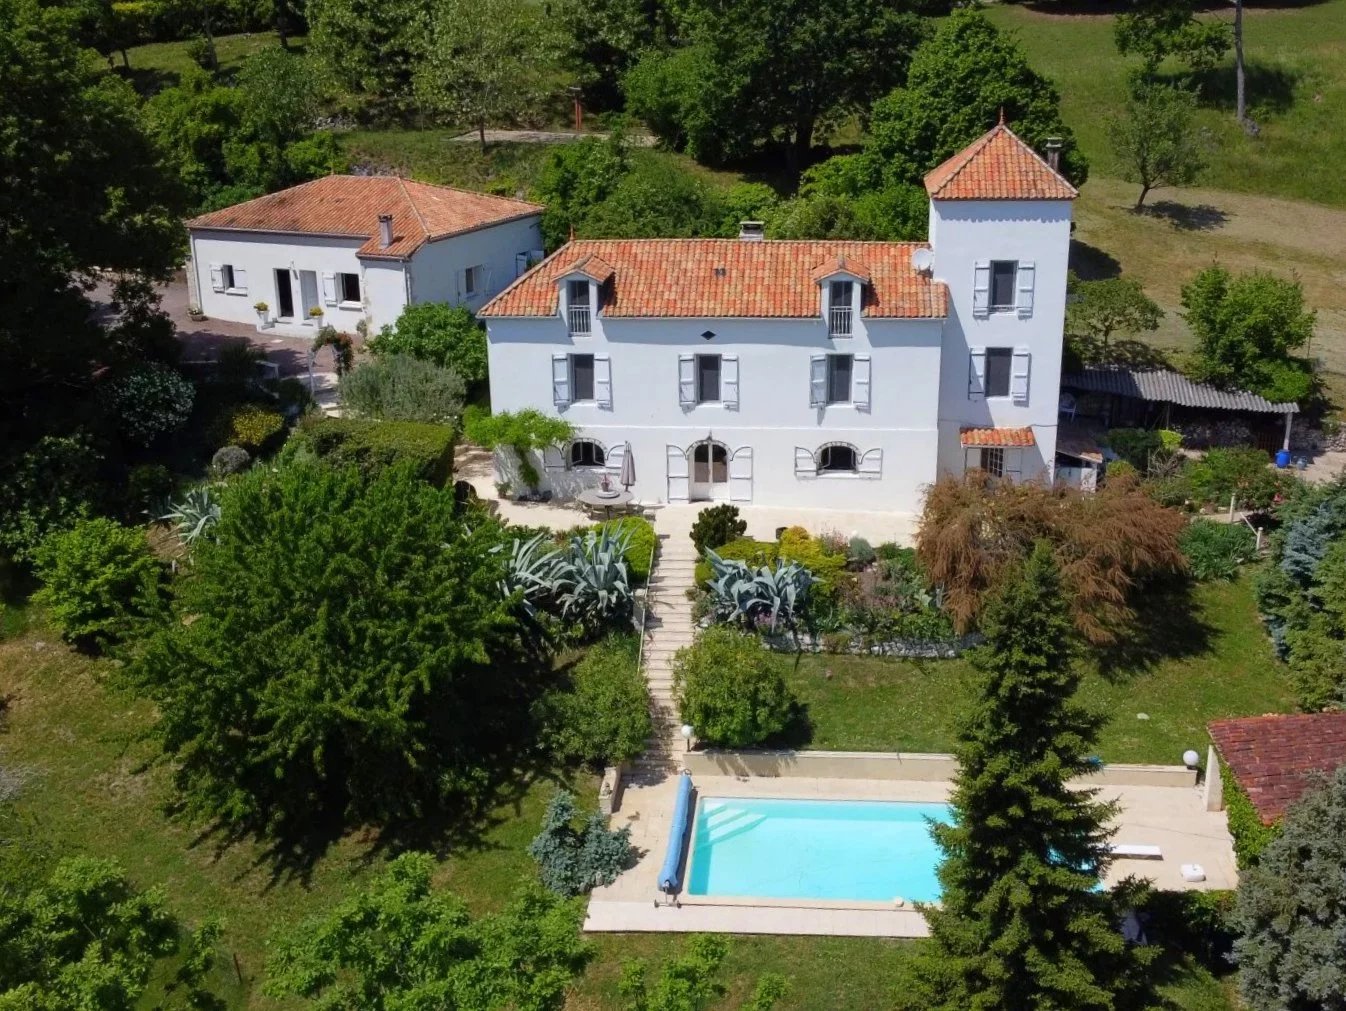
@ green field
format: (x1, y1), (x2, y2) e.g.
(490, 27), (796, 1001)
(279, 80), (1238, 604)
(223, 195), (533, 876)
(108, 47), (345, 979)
(782, 572), (1294, 763)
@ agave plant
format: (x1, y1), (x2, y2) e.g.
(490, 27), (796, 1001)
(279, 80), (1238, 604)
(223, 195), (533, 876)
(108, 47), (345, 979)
(497, 532), (574, 611)
(704, 548), (816, 632)
(559, 525), (633, 626)
(160, 486), (221, 546)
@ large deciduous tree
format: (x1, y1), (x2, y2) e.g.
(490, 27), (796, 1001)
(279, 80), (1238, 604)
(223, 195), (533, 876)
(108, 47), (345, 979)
(305, 0), (427, 117)
(897, 544), (1157, 1010)
(1114, 0), (1229, 79)
(863, 9), (1087, 190)
(129, 457), (537, 836)
(1108, 81), (1206, 210)
(415, 0), (560, 151)
(625, 0), (930, 171)
(556, 0), (675, 113)
(1181, 265), (1316, 404)
(1231, 765), (1346, 1011)
(264, 852), (589, 1010)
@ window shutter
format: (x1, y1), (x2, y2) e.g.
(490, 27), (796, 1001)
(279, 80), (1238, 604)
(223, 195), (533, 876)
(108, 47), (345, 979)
(1011, 346), (1031, 403)
(853, 355), (871, 411)
(233, 268), (248, 293)
(515, 254), (529, 278)
(666, 445), (689, 502)
(551, 353), (570, 407)
(968, 347), (987, 400)
(605, 441), (625, 479)
(321, 272), (337, 305)
(859, 448), (883, 477)
(794, 447), (816, 476)
(809, 355), (827, 408)
(209, 263), (224, 292)
(542, 445), (565, 471)
(721, 355), (739, 409)
(1005, 448), (1023, 481)
(1016, 261), (1036, 318)
(594, 354), (612, 408)
(678, 354), (695, 407)
(972, 262), (991, 318)
(729, 447), (752, 502)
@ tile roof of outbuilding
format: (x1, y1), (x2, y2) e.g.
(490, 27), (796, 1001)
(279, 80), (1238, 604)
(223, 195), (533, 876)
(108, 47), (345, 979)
(478, 239), (948, 319)
(960, 427), (1037, 448)
(924, 123), (1078, 202)
(1062, 367), (1299, 414)
(1209, 713), (1346, 824)
(186, 175), (543, 259)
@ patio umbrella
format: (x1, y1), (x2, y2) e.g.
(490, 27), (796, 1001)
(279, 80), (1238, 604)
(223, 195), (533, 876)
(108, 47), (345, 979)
(620, 441), (636, 489)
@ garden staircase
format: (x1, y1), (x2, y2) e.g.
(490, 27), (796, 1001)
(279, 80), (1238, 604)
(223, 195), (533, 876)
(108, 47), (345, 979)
(630, 529), (700, 781)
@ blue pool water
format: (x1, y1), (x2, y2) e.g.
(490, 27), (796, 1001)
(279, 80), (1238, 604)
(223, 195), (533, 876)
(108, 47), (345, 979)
(686, 797), (950, 902)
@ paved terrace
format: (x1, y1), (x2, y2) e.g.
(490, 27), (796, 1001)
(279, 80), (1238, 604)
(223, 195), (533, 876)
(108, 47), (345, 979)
(585, 766), (1236, 938)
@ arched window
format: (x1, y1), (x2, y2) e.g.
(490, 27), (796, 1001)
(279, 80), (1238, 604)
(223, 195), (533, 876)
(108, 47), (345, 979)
(569, 439), (606, 469)
(817, 443), (858, 473)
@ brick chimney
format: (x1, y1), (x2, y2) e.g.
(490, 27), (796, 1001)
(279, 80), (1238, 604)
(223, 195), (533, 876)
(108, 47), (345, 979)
(1045, 138), (1063, 174)
(378, 213), (393, 249)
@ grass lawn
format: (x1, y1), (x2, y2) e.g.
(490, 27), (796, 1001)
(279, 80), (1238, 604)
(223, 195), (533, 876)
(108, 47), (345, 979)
(117, 32), (305, 93)
(781, 571), (1294, 764)
(984, 0), (1346, 209)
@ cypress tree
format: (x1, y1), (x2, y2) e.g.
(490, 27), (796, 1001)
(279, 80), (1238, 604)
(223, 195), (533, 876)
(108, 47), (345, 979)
(898, 542), (1157, 1010)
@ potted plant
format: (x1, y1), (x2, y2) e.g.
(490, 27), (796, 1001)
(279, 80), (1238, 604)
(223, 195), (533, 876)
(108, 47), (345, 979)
(307, 305), (324, 325)
(253, 300), (270, 325)
(188, 305), (207, 322)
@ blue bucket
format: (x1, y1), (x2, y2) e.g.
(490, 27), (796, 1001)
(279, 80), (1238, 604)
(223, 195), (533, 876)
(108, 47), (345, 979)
(1275, 449), (1291, 469)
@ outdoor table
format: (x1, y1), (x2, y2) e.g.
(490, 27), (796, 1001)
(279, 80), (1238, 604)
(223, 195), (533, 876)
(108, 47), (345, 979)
(577, 487), (634, 519)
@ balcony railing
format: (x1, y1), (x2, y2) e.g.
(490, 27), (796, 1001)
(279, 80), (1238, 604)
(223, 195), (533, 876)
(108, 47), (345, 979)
(568, 305), (592, 336)
(828, 306), (853, 338)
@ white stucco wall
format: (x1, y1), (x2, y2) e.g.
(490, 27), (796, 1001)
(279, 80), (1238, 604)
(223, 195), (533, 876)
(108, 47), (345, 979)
(929, 198), (1073, 482)
(486, 310), (945, 512)
(408, 216), (544, 310)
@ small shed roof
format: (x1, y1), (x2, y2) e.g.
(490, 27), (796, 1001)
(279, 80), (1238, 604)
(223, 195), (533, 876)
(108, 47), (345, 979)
(1062, 367), (1298, 414)
(960, 427), (1036, 448)
(1209, 712), (1346, 824)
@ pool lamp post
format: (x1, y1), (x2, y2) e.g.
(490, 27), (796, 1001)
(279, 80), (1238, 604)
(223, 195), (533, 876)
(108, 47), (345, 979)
(681, 724), (695, 754)
(1182, 749), (1200, 769)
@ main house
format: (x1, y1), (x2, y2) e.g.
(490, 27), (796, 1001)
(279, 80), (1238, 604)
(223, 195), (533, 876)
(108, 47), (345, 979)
(478, 123), (1076, 514)
(186, 175), (543, 337)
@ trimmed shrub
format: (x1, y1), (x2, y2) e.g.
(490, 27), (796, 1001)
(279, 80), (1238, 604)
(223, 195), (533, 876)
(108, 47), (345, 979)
(298, 416), (456, 487)
(604, 516), (656, 583)
(675, 627), (796, 747)
(0, 434), (101, 564)
(847, 536), (876, 568)
(1180, 520), (1256, 581)
(545, 634), (651, 767)
(778, 527), (847, 584)
(33, 518), (162, 648)
(104, 363), (195, 445)
(209, 403), (286, 453)
(210, 445), (251, 477)
(690, 504), (747, 556)
(338, 354), (466, 424)
(367, 303), (489, 384)
(529, 790), (632, 897)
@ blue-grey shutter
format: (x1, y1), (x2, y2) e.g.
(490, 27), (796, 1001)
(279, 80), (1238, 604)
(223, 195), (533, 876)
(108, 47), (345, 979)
(809, 355), (827, 407)
(1011, 346), (1031, 404)
(722, 355), (739, 409)
(973, 262), (991, 318)
(968, 347), (987, 400)
(678, 354), (695, 407)
(853, 355), (871, 411)
(552, 353), (570, 407)
(594, 353), (612, 408)
(1016, 262), (1036, 318)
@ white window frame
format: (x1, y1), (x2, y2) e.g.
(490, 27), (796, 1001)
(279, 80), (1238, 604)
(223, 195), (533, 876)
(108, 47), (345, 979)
(217, 264), (247, 295)
(337, 272), (361, 308)
(568, 439), (606, 470)
(989, 260), (1018, 312)
(696, 353), (722, 404)
(570, 352), (596, 403)
(983, 347), (1014, 400)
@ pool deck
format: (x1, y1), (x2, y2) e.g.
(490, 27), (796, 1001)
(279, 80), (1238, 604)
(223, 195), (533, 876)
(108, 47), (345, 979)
(585, 771), (1237, 938)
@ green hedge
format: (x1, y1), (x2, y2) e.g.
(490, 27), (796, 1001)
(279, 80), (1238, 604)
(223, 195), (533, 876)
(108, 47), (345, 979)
(603, 516), (657, 583)
(543, 634), (651, 767)
(1224, 770), (1282, 868)
(298, 417), (455, 487)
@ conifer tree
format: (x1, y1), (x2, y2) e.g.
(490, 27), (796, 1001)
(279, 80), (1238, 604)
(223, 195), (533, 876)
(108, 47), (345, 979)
(898, 543), (1156, 1010)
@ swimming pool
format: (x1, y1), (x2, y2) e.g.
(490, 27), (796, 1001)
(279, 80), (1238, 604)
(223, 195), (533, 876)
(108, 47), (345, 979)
(686, 796), (950, 903)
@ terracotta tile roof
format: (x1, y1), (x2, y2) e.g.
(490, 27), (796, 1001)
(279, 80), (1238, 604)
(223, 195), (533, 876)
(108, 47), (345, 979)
(479, 239), (947, 319)
(924, 124), (1078, 202)
(560, 252), (616, 283)
(809, 253), (871, 284)
(960, 427), (1037, 448)
(186, 175), (542, 259)
(1209, 712), (1346, 825)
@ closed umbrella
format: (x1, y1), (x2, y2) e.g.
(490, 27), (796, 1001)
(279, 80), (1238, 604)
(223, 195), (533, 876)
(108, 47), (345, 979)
(620, 441), (636, 490)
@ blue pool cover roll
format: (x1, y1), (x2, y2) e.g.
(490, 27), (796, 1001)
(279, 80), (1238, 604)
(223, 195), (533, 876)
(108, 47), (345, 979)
(658, 773), (694, 892)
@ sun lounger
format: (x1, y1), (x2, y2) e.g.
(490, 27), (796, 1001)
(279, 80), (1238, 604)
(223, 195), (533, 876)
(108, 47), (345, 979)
(1110, 844), (1163, 860)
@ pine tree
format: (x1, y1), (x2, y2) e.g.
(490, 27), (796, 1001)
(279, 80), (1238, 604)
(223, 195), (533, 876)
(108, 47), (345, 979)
(898, 543), (1157, 1010)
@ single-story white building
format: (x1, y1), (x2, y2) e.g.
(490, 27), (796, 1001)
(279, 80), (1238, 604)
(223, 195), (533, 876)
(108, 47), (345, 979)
(185, 175), (544, 337)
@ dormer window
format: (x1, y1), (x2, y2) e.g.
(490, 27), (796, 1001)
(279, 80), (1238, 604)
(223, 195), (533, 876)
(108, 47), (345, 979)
(829, 281), (853, 338)
(567, 279), (591, 337)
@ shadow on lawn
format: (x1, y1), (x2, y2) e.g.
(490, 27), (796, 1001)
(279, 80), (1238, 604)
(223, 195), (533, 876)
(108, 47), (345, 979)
(1093, 579), (1217, 682)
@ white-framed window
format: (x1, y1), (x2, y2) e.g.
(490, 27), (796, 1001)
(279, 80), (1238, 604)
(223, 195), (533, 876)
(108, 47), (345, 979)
(817, 443), (859, 474)
(696, 354), (721, 404)
(221, 264), (236, 290)
(984, 347), (1013, 398)
(570, 353), (595, 402)
(338, 272), (360, 305)
(827, 354), (852, 404)
(981, 447), (1005, 478)
(990, 260), (1017, 311)
(464, 264), (487, 296)
(211, 263), (248, 294)
(828, 280), (853, 337)
(569, 439), (606, 469)
(567, 279), (591, 336)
